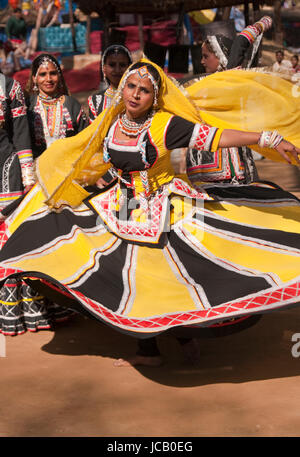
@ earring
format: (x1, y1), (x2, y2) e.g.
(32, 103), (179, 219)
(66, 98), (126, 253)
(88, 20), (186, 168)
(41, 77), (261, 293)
(153, 93), (159, 109)
(33, 82), (39, 92)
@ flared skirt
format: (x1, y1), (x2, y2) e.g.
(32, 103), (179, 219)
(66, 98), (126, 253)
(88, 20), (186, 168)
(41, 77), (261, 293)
(0, 182), (299, 338)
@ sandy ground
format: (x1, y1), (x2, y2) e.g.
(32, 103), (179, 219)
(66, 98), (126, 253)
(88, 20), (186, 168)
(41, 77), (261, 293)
(0, 160), (299, 439)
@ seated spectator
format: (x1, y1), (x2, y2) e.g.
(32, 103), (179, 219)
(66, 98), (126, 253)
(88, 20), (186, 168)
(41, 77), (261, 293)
(291, 54), (300, 73)
(272, 49), (292, 72)
(5, 7), (27, 44)
(0, 40), (15, 76)
(0, 40), (31, 75)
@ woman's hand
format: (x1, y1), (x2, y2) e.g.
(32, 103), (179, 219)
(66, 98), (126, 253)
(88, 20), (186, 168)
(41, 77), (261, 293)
(96, 177), (110, 189)
(24, 184), (34, 194)
(275, 140), (300, 165)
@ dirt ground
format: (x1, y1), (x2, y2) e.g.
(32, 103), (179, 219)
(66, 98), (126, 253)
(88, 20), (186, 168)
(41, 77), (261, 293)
(1, 160), (299, 439)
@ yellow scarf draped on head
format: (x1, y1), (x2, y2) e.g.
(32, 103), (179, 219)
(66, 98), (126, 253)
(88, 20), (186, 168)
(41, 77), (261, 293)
(36, 58), (300, 210)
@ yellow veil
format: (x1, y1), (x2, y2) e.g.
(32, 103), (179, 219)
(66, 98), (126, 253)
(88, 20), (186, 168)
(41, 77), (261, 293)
(36, 58), (300, 210)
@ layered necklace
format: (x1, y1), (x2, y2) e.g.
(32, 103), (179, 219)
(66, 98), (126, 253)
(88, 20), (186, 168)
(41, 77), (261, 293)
(105, 86), (117, 99)
(118, 110), (154, 137)
(102, 86), (117, 111)
(37, 93), (63, 147)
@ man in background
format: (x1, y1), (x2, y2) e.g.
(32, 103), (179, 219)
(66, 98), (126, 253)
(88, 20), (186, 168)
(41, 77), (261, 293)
(272, 49), (292, 72)
(5, 7), (27, 42)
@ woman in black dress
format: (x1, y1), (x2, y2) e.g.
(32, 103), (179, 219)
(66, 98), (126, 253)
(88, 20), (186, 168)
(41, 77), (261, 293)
(88, 44), (132, 123)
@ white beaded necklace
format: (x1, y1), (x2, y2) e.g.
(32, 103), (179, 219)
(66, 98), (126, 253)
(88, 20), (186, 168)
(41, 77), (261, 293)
(38, 95), (62, 147)
(118, 110), (154, 137)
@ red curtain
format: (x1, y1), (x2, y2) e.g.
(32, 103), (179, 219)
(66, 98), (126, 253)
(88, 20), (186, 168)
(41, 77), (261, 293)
(9, 0), (20, 8)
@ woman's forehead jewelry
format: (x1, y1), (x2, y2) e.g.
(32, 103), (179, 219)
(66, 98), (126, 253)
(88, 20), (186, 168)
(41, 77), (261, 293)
(120, 66), (159, 106)
(36, 57), (60, 76)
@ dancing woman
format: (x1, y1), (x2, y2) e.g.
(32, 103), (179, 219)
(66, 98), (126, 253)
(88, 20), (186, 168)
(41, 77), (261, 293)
(0, 59), (299, 361)
(88, 44), (132, 123)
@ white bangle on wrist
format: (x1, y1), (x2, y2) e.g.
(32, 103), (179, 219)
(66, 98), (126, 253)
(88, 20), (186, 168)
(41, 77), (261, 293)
(258, 130), (283, 149)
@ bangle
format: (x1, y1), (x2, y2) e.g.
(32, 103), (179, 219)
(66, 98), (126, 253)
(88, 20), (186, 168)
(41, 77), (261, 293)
(254, 16), (272, 34)
(21, 163), (36, 186)
(258, 130), (283, 149)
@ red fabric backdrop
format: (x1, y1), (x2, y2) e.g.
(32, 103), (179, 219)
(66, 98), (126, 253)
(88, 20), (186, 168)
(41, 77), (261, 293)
(89, 20), (177, 54)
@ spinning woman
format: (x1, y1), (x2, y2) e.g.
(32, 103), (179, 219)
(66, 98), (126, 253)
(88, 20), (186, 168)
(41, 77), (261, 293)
(0, 59), (299, 364)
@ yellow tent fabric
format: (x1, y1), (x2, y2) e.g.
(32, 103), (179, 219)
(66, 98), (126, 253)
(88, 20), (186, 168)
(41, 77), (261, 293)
(189, 10), (217, 25)
(36, 59), (300, 211)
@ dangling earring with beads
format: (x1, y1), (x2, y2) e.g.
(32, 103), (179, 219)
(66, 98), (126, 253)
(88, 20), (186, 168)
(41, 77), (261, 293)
(33, 79), (39, 92)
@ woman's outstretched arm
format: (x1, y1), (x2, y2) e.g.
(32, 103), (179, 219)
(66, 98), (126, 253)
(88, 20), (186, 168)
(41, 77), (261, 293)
(219, 129), (300, 165)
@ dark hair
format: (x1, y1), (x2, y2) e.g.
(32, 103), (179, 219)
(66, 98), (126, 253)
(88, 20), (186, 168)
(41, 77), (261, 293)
(3, 40), (13, 55)
(204, 34), (233, 60)
(276, 50), (284, 55)
(128, 61), (161, 90)
(13, 7), (22, 13)
(102, 44), (132, 65)
(26, 53), (69, 96)
(101, 44), (132, 85)
(292, 54), (299, 61)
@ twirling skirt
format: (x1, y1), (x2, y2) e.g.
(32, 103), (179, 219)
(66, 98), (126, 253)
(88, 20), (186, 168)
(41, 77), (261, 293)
(0, 181), (299, 338)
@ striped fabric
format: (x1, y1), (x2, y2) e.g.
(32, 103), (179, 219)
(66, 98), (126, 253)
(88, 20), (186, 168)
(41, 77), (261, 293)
(0, 182), (299, 338)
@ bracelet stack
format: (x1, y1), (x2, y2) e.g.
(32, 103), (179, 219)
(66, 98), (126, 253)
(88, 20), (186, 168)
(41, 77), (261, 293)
(21, 163), (36, 187)
(258, 131), (283, 149)
(239, 16), (272, 43)
(254, 16), (272, 34)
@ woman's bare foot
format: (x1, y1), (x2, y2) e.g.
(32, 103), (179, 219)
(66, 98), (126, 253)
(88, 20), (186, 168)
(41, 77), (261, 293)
(113, 355), (163, 367)
(182, 338), (201, 365)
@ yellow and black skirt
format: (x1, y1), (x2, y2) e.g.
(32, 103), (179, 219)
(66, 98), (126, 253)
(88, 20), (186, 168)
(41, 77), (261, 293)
(0, 179), (299, 338)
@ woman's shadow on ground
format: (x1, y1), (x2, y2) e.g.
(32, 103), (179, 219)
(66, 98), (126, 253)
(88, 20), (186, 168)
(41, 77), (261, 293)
(41, 308), (300, 387)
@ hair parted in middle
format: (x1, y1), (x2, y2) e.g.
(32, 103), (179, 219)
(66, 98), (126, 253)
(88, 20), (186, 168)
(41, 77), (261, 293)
(25, 53), (69, 97)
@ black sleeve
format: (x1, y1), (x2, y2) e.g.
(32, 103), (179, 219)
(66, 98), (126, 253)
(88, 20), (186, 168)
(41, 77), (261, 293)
(165, 116), (218, 152)
(165, 116), (196, 150)
(227, 35), (253, 69)
(7, 78), (32, 155)
(7, 78), (35, 187)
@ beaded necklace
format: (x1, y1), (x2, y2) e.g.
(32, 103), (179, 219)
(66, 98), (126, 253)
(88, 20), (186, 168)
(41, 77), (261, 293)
(105, 86), (117, 99)
(118, 110), (154, 137)
(38, 93), (63, 147)
(102, 86), (117, 111)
